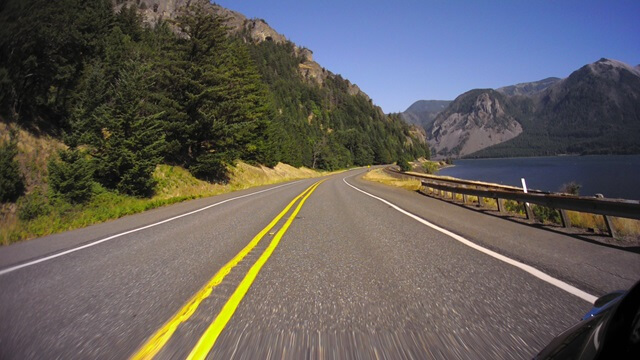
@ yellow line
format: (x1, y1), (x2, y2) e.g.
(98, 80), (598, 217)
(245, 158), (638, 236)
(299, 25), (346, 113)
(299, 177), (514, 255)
(130, 182), (320, 360)
(186, 180), (325, 360)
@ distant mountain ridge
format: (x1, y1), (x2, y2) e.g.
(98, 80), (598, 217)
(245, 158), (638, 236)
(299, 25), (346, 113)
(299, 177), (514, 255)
(496, 77), (561, 96)
(418, 58), (640, 158)
(400, 100), (452, 130)
(428, 90), (524, 157)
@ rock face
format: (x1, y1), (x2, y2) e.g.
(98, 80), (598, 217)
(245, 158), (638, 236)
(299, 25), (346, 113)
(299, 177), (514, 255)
(112, 0), (196, 26)
(429, 90), (522, 157)
(427, 58), (640, 158)
(112, 0), (368, 98)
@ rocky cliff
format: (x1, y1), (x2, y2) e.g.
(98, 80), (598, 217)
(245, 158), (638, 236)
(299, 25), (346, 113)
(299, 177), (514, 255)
(428, 58), (640, 158)
(428, 90), (522, 157)
(113, 0), (365, 98)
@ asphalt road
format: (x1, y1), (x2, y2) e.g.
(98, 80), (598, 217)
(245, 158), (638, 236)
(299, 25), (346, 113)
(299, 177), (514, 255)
(1, 169), (639, 359)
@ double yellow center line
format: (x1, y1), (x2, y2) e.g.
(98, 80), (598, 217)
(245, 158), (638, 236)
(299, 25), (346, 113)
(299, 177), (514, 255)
(131, 180), (324, 360)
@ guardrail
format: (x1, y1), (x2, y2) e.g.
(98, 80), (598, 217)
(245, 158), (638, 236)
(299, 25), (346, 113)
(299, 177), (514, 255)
(385, 167), (640, 238)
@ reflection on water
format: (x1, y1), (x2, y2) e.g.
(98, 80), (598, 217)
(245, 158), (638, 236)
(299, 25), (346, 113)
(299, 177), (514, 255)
(438, 155), (640, 200)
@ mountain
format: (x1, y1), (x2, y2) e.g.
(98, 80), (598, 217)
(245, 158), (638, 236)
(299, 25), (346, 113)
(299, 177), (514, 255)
(496, 77), (561, 96)
(427, 58), (640, 158)
(113, 0), (367, 98)
(400, 100), (452, 130)
(0, 0), (429, 192)
(428, 90), (525, 157)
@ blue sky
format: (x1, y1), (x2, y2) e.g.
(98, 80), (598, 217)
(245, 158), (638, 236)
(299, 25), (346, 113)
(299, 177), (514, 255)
(214, 0), (640, 113)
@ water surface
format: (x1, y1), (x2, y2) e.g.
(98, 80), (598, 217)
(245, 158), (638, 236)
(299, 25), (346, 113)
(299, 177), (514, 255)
(438, 155), (640, 200)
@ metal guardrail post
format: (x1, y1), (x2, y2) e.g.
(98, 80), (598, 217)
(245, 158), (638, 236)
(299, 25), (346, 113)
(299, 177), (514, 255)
(396, 168), (640, 237)
(596, 194), (617, 238)
(559, 209), (571, 228)
(524, 202), (535, 221)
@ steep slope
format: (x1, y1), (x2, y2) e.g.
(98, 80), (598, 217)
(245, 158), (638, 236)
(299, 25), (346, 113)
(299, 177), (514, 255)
(429, 58), (640, 158)
(472, 59), (640, 157)
(113, 0), (365, 97)
(401, 100), (452, 130)
(496, 77), (561, 96)
(428, 90), (525, 158)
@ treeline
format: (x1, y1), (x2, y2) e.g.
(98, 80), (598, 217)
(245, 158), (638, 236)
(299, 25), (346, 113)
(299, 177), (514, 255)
(245, 40), (428, 169)
(0, 0), (428, 201)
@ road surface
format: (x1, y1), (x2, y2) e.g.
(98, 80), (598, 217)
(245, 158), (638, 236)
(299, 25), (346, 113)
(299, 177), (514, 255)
(1, 169), (639, 359)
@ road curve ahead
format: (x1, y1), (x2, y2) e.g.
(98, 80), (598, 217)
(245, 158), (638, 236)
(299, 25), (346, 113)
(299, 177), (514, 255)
(1, 169), (638, 359)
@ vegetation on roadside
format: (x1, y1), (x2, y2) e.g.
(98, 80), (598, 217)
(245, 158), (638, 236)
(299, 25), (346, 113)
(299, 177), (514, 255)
(0, 133), (24, 202)
(362, 168), (421, 191)
(0, 161), (325, 245)
(0, 0), (429, 243)
(366, 171), (640, 240)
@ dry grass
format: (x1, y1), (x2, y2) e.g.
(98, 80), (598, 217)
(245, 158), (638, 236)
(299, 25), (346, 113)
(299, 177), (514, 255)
(362, 168), (421, 191)
(228, 162), (322, 189)
(566, 211), (640, 238)
(368, 166), (640, 241)
(153, 162), (326, 200)
(1, 156), (327, 245)
(0, 122), (65, 192)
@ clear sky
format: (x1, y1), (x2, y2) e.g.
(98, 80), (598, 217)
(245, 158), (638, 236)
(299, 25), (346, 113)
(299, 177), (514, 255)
(214, 0), (640, 113)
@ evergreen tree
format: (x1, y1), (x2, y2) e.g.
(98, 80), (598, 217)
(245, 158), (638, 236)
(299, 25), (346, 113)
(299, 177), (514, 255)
(0, 0), (113, 122)
(48, 149), (94, 203)
(70, 26), (164, 197)
(0, 133), (25, 202)
(161, 3), (272, 180)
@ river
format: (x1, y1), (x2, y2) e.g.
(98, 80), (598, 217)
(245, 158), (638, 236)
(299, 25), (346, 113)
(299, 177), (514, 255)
(438, 155), (640, 200)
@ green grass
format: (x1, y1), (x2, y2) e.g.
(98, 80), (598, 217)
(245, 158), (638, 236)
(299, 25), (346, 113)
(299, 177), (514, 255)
(1, 162), (325, 245)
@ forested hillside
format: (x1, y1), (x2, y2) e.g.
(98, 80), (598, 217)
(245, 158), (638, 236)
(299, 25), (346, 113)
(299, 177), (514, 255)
(0, 0), (428, 203)
(424, 58), (640, 159)
(469, 59), (640, 158)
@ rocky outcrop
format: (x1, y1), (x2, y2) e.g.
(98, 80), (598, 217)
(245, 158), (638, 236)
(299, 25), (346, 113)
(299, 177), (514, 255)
(112, 0), (369, 98)
(428, 90), (522, 158)
(427, 58), (640, 158)
(407, 125), (427, 146)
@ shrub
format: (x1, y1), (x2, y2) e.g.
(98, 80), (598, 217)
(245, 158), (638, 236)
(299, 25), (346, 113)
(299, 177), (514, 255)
(504, 200), (524, 214)
(397, 157), (411, 172)
(189, 153), (228, 183)
(560, 181), (581, 195)
(117, 162), (157, 198)
(18, 187), (50, 220)
(532, 205), (561, 224)
(48, 149), (94, 203)
(422, 161), (439, 174)
(0, 135), (24, 202)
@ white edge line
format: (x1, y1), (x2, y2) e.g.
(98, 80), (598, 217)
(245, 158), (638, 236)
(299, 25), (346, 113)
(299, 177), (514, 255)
(0, 180), (304, 276)
(343, 176), (597, 304)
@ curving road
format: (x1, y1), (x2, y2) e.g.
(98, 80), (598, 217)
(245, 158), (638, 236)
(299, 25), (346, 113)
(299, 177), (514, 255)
(1, 169), (639, 359)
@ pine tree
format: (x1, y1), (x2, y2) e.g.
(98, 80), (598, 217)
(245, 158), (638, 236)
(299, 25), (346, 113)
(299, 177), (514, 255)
(161, 3), (273, 180)
(48, 149), (94, 203)
(70, 26), (165, 197)
(0, 132), (25, 202)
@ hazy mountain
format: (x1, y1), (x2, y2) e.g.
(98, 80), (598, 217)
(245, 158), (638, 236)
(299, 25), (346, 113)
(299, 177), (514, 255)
(428, 58), (640, 158)
(400, 100), (452, 130)
(496, 77), (561, 96)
